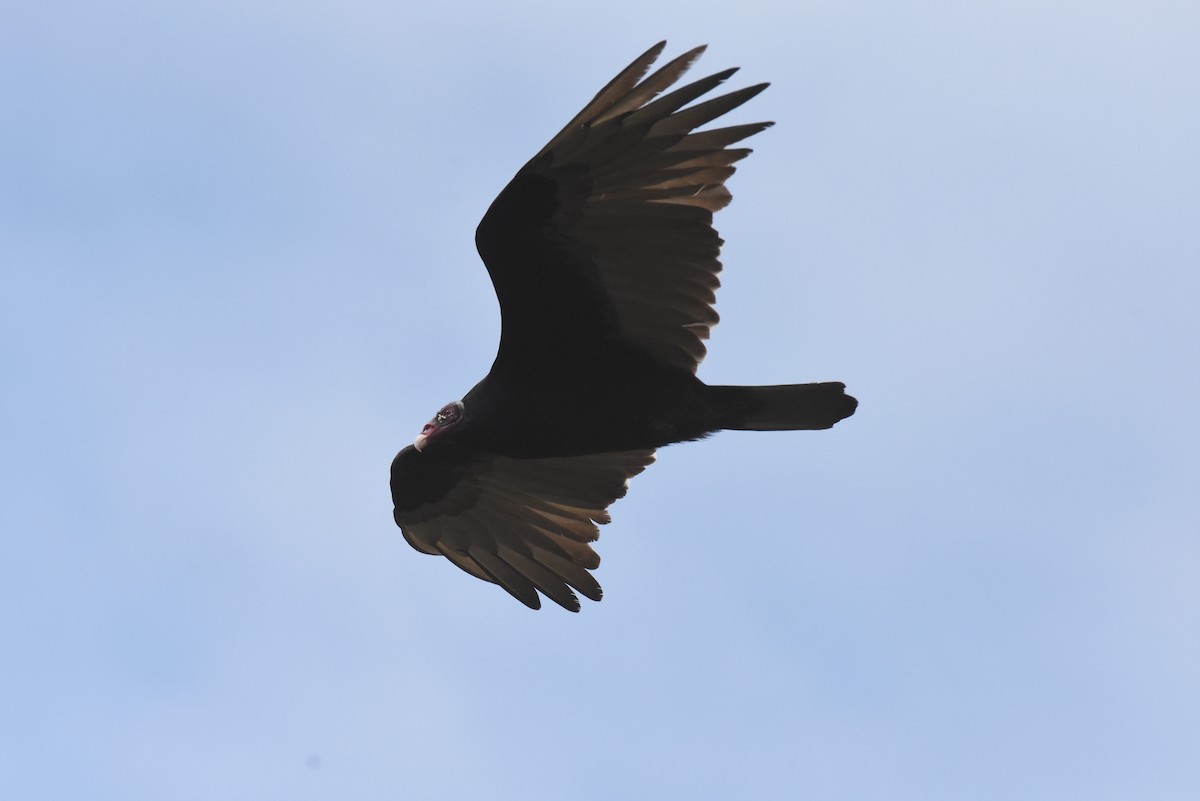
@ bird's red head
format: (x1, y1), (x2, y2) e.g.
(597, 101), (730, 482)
(413, 401), (464, 452)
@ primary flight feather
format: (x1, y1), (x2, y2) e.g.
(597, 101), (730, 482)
(391, 42), (857, 611)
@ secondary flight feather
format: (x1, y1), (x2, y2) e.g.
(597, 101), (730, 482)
(391, 42), (857, 611)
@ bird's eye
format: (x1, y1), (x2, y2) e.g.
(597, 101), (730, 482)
(434, 402), (462, 426)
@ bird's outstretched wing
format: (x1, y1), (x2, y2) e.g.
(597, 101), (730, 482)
(392, 446), (656, 610)
(476, 42), (771, 375)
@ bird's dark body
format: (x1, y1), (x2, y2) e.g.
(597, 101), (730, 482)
(465, 345), (718, 456)
(391, 348), (714, 513)
(389, 43), (857, 610)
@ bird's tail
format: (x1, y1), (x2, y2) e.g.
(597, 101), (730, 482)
(710, 382), (858, 431)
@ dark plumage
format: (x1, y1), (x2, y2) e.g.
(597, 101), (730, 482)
(391, 43), (857, 611)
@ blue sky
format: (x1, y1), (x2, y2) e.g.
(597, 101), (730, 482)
(3, 2), (1198, 799)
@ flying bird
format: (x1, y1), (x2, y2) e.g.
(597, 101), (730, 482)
(391, 42), (857, 611)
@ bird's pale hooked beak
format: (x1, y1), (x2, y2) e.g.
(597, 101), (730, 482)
(413, 421), (437, 452)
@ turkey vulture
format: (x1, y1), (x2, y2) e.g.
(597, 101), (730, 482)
(391, 42), (856, 611)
